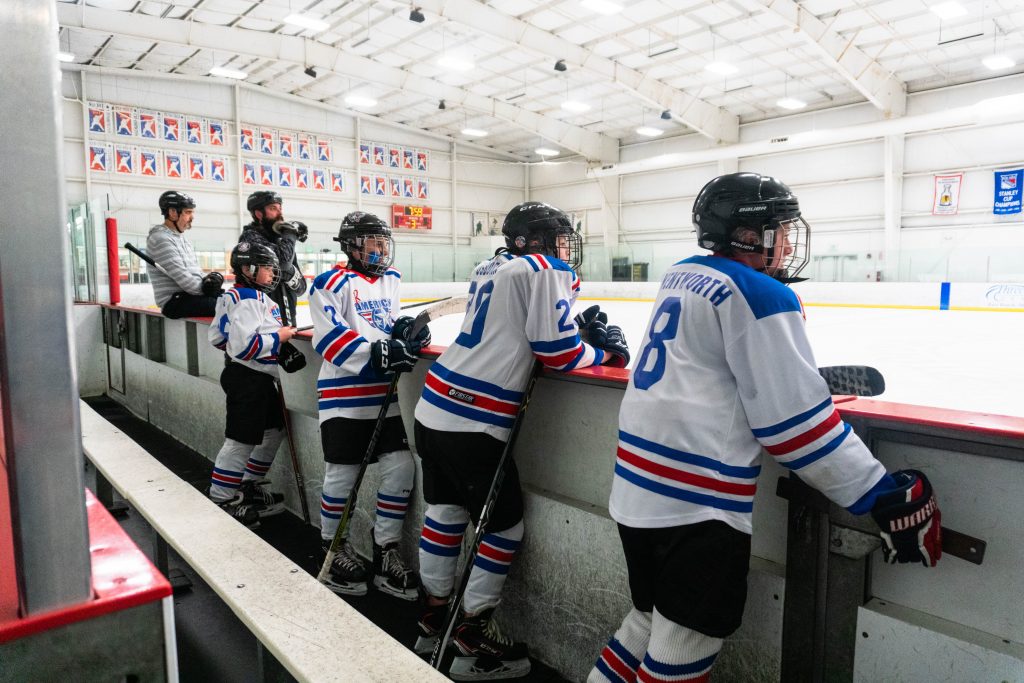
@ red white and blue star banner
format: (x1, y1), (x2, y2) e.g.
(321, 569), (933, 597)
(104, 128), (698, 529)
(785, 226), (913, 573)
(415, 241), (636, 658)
(138, 148), (160, 177)
(87, 102), (108, 134)
(932, 173), (963, 216)
(993, 169), (1022, 215)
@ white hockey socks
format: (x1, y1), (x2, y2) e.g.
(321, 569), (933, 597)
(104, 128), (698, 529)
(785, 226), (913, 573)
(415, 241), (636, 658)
(320, 462), (359, 542)
(210, 439), (253, 502)
(242, 428), (284, 483)
(372, 450), (414, 546)
(636, 609), (722, 683)
(462, 520), (524, 615)
(588, 608), (652, 683)
(418, 504), (469, 598)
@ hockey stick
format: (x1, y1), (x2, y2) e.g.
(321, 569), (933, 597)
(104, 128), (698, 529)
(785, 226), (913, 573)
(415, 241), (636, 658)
(819, 365), (885, 397)
(277, 381), (312, 525)
(429, 360), (544, 669)
(294, 297), (457, 333)
(125, 241), (172, 277)
(316, 295), (470, 585)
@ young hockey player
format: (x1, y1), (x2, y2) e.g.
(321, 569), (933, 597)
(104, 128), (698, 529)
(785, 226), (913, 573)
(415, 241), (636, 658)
(588, 172), (941, 683)
(207, 241), (297, 529)
(412, 202), (631, 681)
(309, 211), (429, 600)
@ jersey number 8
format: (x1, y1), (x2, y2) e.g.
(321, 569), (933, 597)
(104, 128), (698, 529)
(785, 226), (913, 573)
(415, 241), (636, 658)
(633, 297), (682, 390)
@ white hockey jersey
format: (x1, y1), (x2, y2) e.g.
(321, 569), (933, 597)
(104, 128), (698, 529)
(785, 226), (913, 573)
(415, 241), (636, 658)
(208, 287), (284, 377)
(309, 266), (402, 422)
(415, 252), (606, 441)
(609, 255), (886, 534)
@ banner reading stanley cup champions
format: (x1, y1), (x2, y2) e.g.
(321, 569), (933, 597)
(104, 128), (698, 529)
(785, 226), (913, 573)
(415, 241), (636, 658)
(993, 169), (1022, 215)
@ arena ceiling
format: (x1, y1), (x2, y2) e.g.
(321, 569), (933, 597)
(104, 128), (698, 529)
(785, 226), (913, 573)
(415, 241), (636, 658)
(56, 0), (1024, 161)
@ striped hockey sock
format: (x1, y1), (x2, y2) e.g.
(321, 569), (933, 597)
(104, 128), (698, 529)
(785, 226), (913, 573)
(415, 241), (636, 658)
(320, 462), (358, 541)
(242, 428), (284, 483)
(463, 519), (524, 614)
(418, 504), (469, 598)
(209, 439), (253, 502)
(372, 450), (414, 546)
(636, 609), (722, 683)
(588, 608), (652, 683)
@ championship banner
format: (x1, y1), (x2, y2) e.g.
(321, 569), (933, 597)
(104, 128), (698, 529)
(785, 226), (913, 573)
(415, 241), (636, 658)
(312, 168), (326, 191)
(210, 157), (227, 183)
(331, 170), (345, 193)
(359, 143), (371, 165)
(188, 154), (205, 181)
(373, 143), (385, 166)
(416, 149), (428, 172)
(243, 161), (257, 185)
(932, 173), (963, 216)
(87, 103), (107, 134)
(113, 108), (135, 137)
(402, 177), (414, 198)
(994, 169), (1022, 215)
(317, 137), (332, 162)
(88, 144), (110, 172)
(295, 166), (309, 189)
(389, 176), (402, 197)
(298, 134), (312, 160)
(259, 162), (275, 186)
(186, 117), (204, 145)
(374, 175), (387, 196)
(114, 146), (134, 175)
(359, 174), (371, 195)
(164, 151), (183, 179)
(402, 148), (414, 170)
(391, 204), (432, 230)
(278, 164), (293, 188)
(208, 120), (226, 146)
(279, 131), (294, 158)
(163, 114), (181, 142)
(240, 126), (255, 151)
(139, 148), (160, 177)
(417, 178), (430, 200)
(389, 146), (401, 168)
(139, 110), (159, 139)
(260, 129), (275, 155)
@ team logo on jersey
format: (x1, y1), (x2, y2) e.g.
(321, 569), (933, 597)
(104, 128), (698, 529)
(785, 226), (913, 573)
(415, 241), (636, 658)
(353, 290), (393, 332)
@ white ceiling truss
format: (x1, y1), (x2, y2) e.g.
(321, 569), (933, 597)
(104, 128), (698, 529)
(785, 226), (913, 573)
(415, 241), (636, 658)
(56, 0), (1024, 162)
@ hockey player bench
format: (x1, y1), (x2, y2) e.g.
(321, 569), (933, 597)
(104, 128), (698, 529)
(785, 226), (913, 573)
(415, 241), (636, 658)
(79, 399), (448, 683)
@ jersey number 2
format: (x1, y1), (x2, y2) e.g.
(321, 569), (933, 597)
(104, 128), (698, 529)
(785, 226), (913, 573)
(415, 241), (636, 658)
(633, 297), (681, 390)
(455, 280), (494, 349)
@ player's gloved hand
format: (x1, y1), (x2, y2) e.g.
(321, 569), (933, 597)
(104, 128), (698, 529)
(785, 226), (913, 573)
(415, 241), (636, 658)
(574, 305), (602, 344)
(201, 271), (224, 297)
(392, 315), (432, 348)
(284, 268), (305, 292)
(370, 339), (419, 376)
(278, 341), (307, 373)
(870, 469), (941, 567)
(600, 325), (630, 368)
(272, 220), (300, 240)
(290, 220), (309, 243)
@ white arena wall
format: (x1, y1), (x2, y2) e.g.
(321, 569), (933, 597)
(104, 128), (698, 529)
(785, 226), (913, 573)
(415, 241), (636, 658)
(75, 303), (1024, 682)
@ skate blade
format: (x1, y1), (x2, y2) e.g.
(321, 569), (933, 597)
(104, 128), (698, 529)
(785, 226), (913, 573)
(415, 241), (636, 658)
(413, 635), (438, 655)
(320, 579), (368, 597)
(256, 502), (286, 518)
(448, 655), (531, 681)
(372, 576), (418, 601)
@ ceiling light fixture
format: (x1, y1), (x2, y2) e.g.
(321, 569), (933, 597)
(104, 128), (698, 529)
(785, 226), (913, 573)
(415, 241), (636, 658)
(283, 13), (330, 32)
(636, 126), (664, 137)
(705, 61), (738, 76)
(660, 109), (672, 120)
(304, 66), (317, 78)
(409, 7), (426, 23)
(535, 147), (559, 157)
(344, 94), (377, 107)
(561, 100), (591, 113)
(462, 128), (488, 137)
(554, 59), (567, 72)
(983, 54), (1015, 70)
(57, 51), (75, 63)
(438, 55), (474, 71)
(929, 1), (968, 20)
(777, 97), (807, 110)
(581, 0), (623, 15)
(438, 99), (446, 110)
(209, 66), (248, 80)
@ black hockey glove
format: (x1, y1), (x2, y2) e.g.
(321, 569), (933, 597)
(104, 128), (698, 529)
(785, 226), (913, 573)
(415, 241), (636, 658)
(370, 339), (419, 376)
(392, 315), (432, 348)
(601, 325), (630, 368)
(575, 305), (603, 344)
(290, 220), (309, 243)
(870, 469), (941, 567)
(278, 341), (307, 373)
(201, 271), (225, 297)
(272, 220), (300, 240)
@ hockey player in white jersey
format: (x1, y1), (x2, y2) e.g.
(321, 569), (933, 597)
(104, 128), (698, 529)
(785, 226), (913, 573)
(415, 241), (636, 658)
(207, 242), (296, 529)
(413, 202), (631, 680)
(588, 173), (942, 683)
(309, 211), (428, 600)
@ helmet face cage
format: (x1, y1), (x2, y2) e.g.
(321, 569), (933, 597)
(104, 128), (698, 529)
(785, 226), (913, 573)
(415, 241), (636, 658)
(502, 203), (583, 270)
(340, 232), (395, 276)
(231, 242), (282, 293)
(749, 216), (810, 281)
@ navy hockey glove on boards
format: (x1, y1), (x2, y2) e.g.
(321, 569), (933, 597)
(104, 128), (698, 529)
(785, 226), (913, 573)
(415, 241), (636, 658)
(392, 315), (432, 348)
(870, 469), (941, 567)
(579, 309), (630, 368)
(371, 339), (419, 376)
(201, 271), (224, 297)
(601, 324), (630, 368)
(575, 305), (602, 344)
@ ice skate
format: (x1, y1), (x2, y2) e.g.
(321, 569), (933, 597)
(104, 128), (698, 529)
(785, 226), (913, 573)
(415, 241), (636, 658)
(320, 540), (368, 596)
(215, 492), (260, 530)
(414, 593), (447, 655)
(372, 537), (419, 601)
(449, 608), (531, 681)
(239, 480), (285, 517)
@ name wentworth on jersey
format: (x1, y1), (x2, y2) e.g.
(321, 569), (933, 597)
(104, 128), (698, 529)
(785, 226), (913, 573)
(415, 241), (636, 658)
(661, 270), (733, 306)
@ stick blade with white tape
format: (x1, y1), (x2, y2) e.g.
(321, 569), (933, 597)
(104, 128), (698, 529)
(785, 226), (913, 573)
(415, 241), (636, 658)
(411, 294), (469, 338)
(818, 365), (885, 397)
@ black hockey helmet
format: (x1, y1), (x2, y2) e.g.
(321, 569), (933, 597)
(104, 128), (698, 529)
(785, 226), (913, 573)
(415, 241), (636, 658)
(692, 172), (809, 281)
(501, 202), (582, 270)
(334, 211), (394, 277)
(158, 190), (196, 217)
(230, 240), (281, 293)
(246, 190), (283, 214)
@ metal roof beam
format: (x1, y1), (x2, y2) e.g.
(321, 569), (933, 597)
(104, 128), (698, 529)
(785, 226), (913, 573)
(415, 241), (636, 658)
(57, 4), (618, 162)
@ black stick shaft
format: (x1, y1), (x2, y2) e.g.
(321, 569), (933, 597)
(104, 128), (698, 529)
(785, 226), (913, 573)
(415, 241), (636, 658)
(277, 381), (311, 525)
(429, 361), (543, 669)
(124, 242), (171, 277)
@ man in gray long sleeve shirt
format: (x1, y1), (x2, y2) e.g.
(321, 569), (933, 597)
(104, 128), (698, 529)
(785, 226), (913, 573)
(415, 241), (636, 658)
(146, 190), (223, 318)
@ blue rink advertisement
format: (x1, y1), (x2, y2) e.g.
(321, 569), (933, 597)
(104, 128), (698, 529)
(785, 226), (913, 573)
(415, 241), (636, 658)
(993, 169), (1022, 215)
